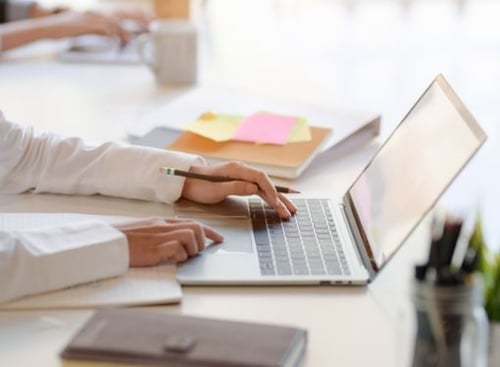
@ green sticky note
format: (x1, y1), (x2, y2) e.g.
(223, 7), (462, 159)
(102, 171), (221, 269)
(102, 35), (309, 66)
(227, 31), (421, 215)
(287, 117), (312, 143)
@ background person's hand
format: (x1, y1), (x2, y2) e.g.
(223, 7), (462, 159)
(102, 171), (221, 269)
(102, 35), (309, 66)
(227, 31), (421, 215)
(181, 162), (298, 219)
(46, 9), (152, 45)
(46, 11), (131, 44)
(113, 217), (223, 267)
(112, 9), (153, 33)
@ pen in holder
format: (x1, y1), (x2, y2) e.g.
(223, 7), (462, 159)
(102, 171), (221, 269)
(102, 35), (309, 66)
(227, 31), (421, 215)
(411, 214), (489, 367)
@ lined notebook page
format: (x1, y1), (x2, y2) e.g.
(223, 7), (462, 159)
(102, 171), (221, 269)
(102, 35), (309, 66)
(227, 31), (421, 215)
(0, 213), (182, 310)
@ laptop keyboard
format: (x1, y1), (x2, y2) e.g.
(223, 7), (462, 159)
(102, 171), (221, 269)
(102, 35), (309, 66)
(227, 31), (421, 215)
(249, 198), (351, 276)
(61, 35), (142, 64)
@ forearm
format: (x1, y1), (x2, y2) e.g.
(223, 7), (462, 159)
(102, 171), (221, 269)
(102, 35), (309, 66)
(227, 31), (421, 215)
(0, 112), (204, 203)
(0, 220), (129, 304)
(0, 16), (62, 50)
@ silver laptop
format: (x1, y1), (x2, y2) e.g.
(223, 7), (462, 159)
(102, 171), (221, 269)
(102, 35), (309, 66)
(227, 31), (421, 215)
(176, 75), (487, 285)
(58, 34), (142, 65)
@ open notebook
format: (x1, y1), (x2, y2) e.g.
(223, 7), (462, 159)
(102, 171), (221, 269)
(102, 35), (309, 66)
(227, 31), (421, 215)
(0, 213), (182, 310)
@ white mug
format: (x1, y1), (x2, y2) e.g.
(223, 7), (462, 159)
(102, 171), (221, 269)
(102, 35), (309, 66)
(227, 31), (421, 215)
(137, 19), (198, 85)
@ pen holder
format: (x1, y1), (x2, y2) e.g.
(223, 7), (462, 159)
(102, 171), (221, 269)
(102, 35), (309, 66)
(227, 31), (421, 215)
(411, 276), (489, 367)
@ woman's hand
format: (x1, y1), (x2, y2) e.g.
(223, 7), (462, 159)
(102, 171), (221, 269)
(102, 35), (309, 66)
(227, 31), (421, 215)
(181, 162), (298, 219)
(114, 217), (223, 267)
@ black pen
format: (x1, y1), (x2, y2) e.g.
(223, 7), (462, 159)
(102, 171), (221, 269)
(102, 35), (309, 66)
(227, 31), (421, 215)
(159, 167), (300, 194)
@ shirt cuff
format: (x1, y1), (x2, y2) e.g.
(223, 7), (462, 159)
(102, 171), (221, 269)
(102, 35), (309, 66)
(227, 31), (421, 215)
(10, 220), (129, 301)
(95, 143), (206, 204)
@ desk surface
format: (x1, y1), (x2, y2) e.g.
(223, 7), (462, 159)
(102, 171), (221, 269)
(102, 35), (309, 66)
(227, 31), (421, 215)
(1, 1), (500, 366)
(0, 193), (427, 367)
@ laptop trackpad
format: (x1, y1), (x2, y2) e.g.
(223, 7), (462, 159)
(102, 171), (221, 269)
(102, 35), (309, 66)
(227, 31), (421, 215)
(184, 218), (254, 254)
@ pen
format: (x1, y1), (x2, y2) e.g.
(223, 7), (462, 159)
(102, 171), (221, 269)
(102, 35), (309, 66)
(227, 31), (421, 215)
(159, 167), (300, 194)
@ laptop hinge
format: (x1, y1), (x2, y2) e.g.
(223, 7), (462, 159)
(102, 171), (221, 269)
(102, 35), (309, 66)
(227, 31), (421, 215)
(339, 202), (377, 280)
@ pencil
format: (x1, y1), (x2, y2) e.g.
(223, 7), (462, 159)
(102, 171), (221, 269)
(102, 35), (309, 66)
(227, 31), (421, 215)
(159, 167), (300, 194)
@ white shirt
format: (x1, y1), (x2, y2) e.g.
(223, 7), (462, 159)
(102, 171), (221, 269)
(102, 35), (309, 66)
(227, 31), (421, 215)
(0, 111), (203, 303)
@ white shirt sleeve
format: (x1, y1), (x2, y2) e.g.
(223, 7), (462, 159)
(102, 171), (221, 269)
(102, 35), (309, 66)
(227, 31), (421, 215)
(0, 111), (205, 202)
(0, 111), (205, 303)
(0, 220), (129, 304)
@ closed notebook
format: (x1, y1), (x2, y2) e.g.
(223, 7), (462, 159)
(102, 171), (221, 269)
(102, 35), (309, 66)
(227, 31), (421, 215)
(60, 308), (307, 367)
(167, 127), (332, 179)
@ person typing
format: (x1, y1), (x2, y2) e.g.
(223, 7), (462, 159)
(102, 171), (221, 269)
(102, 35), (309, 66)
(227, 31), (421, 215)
(0, 111), (297, 303)
(0, 0), (151, 52)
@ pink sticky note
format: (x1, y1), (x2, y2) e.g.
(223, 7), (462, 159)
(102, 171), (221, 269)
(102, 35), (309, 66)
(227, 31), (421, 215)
(232, 112), (297, 145)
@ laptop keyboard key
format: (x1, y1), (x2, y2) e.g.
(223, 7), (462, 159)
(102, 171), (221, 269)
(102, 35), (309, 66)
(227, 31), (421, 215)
(251, 198), (349, 277)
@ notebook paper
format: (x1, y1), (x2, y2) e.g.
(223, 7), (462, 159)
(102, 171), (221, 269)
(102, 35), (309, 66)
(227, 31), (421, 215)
(0, 213), (182, 310)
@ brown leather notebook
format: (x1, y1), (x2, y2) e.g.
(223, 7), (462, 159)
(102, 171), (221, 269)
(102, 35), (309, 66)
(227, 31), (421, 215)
(167, 127), (332, 179)
(60, 308), (307, 367)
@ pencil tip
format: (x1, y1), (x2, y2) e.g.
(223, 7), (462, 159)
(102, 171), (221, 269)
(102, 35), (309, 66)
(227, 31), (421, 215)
(289, 189), (300, 194)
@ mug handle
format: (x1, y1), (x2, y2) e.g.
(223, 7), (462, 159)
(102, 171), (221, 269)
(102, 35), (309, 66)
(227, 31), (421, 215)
(136, 33), (155, 71)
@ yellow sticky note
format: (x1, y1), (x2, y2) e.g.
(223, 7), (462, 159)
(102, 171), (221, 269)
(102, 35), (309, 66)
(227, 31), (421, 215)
(186, 113), (243, 142)
(199, 111), (217, 120)
(287, 117), (312, 143)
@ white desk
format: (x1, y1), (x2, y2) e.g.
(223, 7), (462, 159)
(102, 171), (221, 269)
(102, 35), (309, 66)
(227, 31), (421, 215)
(1, 1), (500, 366)
(0, 176), (428, 367)
(0, 57), (405, 367)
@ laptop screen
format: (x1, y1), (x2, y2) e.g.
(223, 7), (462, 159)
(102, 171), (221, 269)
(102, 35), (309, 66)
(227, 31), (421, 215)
(346, 75), (486, 270)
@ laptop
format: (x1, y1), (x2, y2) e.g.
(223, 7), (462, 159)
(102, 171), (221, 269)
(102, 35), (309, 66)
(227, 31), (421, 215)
(58, 34), (142, 65)
(176, 75), (487, 285)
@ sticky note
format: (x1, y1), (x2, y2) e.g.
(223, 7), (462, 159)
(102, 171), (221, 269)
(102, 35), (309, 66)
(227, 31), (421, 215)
(287, 117), (311, 143)
(186, 113), (243, 142)
(232, 112), (298, 145)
